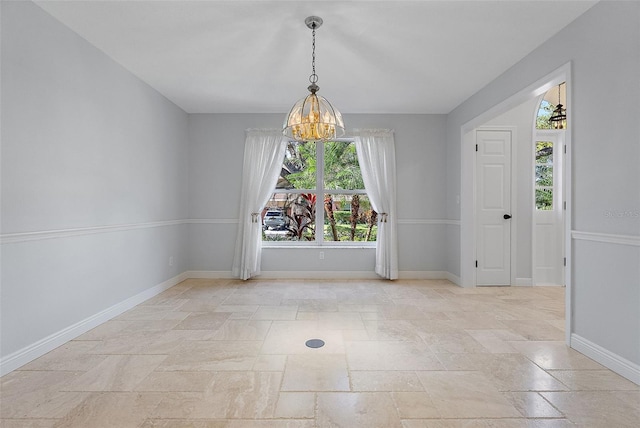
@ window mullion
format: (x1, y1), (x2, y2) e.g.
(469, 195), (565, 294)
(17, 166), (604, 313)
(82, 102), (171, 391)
(315, 142), (324, 245)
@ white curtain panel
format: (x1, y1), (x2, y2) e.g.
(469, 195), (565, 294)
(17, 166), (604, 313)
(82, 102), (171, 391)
(354, 129), (399, 279)
(232, 130), (287, 280)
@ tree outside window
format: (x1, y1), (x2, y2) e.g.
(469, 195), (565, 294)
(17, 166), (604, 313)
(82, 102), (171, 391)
(535, 141), (553, 210)
(536, 100), (555, 130)
(262, 140), (377, 243)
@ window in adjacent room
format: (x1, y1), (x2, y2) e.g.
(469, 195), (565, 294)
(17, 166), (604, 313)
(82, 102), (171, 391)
(536, 82), (567, 130)
(535, 141), (554, 210)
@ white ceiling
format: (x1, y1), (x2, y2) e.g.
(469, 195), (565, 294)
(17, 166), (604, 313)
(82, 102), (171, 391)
(35, 0), (596, 114)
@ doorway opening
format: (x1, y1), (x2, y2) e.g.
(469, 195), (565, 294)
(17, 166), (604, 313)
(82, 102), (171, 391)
(460, 62), (572, 344)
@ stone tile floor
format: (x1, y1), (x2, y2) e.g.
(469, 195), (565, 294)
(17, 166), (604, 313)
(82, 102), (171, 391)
(1, 278), (638, 427)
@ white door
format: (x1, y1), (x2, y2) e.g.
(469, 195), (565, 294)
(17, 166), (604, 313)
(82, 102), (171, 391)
(476, 130), (512, 286)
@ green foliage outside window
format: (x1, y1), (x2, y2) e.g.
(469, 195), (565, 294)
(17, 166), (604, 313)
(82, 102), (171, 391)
(280, 141), (316, 189)
(536, 100), (554, 130)
(535, 189), (553, 210)
(282, 141), (365, 190)
(535, 141), (553, 210)
(266, 141), (376, 242)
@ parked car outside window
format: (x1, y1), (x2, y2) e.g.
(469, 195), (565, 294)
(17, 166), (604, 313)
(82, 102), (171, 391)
(263, 209), (288, 230)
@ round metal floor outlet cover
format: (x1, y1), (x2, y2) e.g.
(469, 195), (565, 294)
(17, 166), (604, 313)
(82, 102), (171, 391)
(305, 339), (325, 348)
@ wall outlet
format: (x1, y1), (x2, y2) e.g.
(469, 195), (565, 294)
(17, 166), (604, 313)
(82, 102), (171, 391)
(169, 256), (174, 266)
(319, 251), (324, 260)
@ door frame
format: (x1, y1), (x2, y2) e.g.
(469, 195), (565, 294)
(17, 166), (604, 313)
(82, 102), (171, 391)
(474, 126), (518, 286)
(460, 62), (573, 344)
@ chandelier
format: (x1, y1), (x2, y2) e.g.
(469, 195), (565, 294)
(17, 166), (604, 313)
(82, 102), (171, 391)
(283, 16), (344, 142)
(549, 82), (567, 129)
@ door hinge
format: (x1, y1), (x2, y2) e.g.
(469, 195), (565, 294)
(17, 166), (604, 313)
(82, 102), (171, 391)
(563, 201), (567, 210)
(564, 144), (567, 154)
(563, 257), (567, 267)
(475, 144), (478, 152)
(475, 260), (478, 268)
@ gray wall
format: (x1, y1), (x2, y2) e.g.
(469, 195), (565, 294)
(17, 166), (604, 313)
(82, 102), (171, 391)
(1, 2), (189, 360)
(445, 1), (640, 365)
(187, 113), (448, 275)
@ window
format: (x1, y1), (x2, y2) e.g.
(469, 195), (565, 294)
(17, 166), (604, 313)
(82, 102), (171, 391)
(262, 140), (376, 244)
(535, 141), (553, 210)
(536, 82), (567, 130)
(535, 100), (555, 130)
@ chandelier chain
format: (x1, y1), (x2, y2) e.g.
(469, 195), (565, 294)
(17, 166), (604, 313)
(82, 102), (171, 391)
(310, 25), (318, 84)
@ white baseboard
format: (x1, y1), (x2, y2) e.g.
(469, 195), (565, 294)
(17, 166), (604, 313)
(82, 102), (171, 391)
(515, 277), (533, 286)
(0, 272), (188, 376)
(187, 270), (457, 281)
(398, 271), (450, 280)
(571, 333), (640, 385)
(444, 271), (461, 286)
(184, 270), (234, 279)
(257, 270), (381, 279)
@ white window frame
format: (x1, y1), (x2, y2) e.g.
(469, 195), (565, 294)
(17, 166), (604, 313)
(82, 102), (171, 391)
(263, 138), (375, 247)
